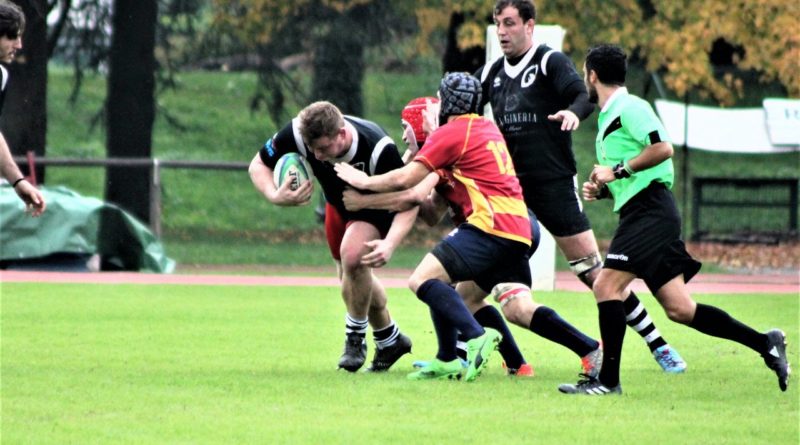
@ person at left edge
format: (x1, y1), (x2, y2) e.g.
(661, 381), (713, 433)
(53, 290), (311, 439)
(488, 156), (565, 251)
(0, 1), (45, 216)
(248, 101), (414, 373)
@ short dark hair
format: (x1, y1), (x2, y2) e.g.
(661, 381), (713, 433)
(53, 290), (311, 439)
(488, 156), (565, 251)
(494, 0), (536, 22)
(298, 101), (344, 144)
(0, 0), (25, 39)
(585, 44), (627, 86)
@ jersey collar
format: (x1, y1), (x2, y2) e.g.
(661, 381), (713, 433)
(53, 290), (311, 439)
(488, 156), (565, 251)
(0, 65), (8, 91)
(332, 119), (359, 164)
(504, 43), (539, 79)
(601, 87), (629, 113)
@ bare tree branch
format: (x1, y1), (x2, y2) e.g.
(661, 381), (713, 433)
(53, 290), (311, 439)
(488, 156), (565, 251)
(47, 0), (72, 57)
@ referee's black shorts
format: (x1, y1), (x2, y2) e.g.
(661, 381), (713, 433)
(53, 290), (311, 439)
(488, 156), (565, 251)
(518, 175), (592, 237)
(604, 182), (701, 294)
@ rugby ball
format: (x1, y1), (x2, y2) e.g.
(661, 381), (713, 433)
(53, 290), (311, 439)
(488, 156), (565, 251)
(273, 152), (313, 191)
(401, 96), (439, 146)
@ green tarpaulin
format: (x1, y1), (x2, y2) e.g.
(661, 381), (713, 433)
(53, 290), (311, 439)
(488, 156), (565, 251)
(0, 185), (174, 273)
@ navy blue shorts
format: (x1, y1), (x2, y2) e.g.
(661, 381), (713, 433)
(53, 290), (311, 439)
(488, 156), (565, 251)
(605, 182), (701, 294)
(431, 224), (531, 293)
(518, 175), (592, 237)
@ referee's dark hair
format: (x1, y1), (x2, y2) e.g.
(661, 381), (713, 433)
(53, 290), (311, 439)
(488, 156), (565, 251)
(0, 0), (25, 39)
(494, 0), (536, 22)
(586, 44), (627, 86)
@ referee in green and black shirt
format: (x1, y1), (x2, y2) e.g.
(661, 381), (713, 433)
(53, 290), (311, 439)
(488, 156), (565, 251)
(558, 43), (790, 395)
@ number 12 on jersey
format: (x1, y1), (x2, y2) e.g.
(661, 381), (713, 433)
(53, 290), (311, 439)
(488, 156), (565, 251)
(487, 140), (516, 176)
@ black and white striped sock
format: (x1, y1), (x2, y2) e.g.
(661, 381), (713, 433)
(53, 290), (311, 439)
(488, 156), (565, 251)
(623, 293), (667, 352)
(345, 314), (368, 340)
(373, 322), (400, 350)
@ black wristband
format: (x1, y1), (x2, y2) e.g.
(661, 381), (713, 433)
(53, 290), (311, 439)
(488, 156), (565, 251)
(612, 162), (630, 179)
(11, 177), (25, 188)
(597, 184), (610, 200)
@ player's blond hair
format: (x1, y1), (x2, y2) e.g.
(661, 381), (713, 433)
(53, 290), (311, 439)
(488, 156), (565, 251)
(298, 101), (344, 144)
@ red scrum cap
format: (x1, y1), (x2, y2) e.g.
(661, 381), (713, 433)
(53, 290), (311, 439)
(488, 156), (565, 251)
(401, 96), (439, 146)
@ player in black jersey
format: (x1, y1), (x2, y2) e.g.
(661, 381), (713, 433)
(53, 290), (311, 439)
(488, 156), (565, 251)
(473, 0), (686, 372)
(248, 101), (414, 373)
(0, 1), (44, 216)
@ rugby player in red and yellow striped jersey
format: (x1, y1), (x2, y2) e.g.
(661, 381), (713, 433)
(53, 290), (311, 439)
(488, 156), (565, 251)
(415, 113), (530, 246)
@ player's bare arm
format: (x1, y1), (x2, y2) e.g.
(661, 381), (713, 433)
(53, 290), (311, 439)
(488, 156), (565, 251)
(361, 206), (419, 268)
(335, 160), (430, 193)
(0, 133), (45, 216)
(342, 172), (438, 212)
(342, 187), (419, 212)
(248, 153), (313, 206)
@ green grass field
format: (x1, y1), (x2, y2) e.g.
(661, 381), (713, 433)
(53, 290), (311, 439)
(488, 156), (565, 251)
(2, 282), (797, 444)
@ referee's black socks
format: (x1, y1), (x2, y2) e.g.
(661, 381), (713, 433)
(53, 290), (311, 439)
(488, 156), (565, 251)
(598, 300), (627, 388)
(689, 303), (767, 353)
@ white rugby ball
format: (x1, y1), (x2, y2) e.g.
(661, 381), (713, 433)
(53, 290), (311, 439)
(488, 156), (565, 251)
(273, 152), (313, 191)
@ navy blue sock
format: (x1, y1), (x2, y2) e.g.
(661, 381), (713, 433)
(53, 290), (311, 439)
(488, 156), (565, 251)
(530, 306), (599, 357)
(416, 279), (483, 339)
(430, 308), (459, 362)
(597, 300), (627, 388)
(474, 305), (525, 369)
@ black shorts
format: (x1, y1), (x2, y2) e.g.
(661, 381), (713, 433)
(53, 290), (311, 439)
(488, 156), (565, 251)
(518, 175), (592, 237)
(604, 182), (701, 294)
(431, 224), (531, 293)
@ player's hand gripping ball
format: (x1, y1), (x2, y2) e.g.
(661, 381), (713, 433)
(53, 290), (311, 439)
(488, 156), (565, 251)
(273, 152), (314, 191)
(401, 96), (439, 147)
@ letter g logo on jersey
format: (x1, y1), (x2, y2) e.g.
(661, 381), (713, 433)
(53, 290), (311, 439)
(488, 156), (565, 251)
(521, 65), (538, 88)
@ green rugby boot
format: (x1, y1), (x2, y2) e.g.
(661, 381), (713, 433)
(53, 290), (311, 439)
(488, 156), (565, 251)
(407, 358), (463, 381)
(465, 328), (502, 382)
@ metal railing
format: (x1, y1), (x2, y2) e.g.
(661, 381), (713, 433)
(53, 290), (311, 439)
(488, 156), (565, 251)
(13, 153), (249, 237)
(692, 176), (799, 243)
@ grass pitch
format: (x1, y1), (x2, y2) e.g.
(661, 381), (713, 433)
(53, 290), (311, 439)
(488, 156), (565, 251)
(2, 282), (797, 444)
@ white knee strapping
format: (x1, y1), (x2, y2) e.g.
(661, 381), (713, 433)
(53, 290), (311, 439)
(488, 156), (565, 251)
(569, 252), (602, 277)
(490, 282), (532, 308)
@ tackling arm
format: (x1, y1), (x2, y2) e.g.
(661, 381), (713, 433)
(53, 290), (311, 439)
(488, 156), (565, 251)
(335, 160), (430, 193)
(359, 205), (420, 268)
(342, 172), (439, 213)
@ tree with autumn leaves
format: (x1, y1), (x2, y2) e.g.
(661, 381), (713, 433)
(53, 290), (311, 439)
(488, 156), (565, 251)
(538, 0), (799, 105)
(211, 0), (400, 119)
(213, 0), (798, 108)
